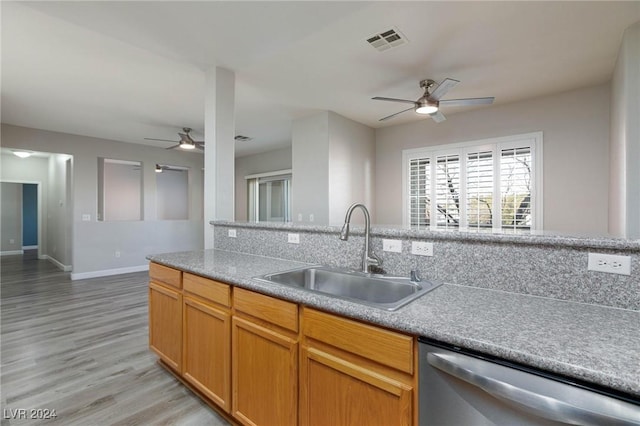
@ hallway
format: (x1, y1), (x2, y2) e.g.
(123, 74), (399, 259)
(1, 252), (228, 425)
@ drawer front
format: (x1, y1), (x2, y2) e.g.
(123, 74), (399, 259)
(234, 287), (298, 333)
(149, 262), (182, 289)
(303, 308), (413, 374)
(184, 273), (231, 307)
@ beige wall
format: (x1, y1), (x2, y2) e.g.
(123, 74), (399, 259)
(374, 84), (611, 235)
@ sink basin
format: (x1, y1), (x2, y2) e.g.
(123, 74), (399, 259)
(254, 266), (441, 311)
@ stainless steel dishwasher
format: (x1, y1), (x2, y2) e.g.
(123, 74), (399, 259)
(418, 338), (640, 425)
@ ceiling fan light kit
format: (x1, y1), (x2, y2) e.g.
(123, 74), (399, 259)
(373, 78), (494, 123)
(145, 127), (205, 150)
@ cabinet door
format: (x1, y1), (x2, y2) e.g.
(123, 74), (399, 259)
(232, 316), (297, 426)
(149, 281), (182, 371)
(183, 297), (231, 412)
(300, 347), (413, 426)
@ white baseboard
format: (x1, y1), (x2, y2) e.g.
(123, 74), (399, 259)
(22, 245), (38, 250)
(71, 264), (149, 281)
(1, 250), (24, 256)
(45, 255), (73, 272)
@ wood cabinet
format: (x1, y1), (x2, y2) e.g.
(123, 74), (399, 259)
(232, 288), (299, 426)
(149, 263), (417, 426)
(182, 273), (231, 412)
(300, 308), (416, 426)
(148, 263), (183, 372)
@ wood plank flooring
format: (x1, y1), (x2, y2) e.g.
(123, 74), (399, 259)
(1, 251), (229, 426)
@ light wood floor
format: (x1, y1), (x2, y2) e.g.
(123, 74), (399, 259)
(1, 251), (229, 426)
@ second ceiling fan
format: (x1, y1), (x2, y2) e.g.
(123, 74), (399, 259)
(373, 78), (494, 123)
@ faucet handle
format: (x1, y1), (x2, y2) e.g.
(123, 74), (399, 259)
(410, 269), (422, 282)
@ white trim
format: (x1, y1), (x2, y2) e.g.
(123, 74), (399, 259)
(1, 250), (24, 256)
(70, 264), (149, 280)
(22, 245), (38, 250)
(44, 255), (72, 272)
(244, 169), (292, 180)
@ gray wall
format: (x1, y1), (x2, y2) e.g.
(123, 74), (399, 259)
(1, 182), (22, 253)
(610, 22), (640, 238)
(235, 147), (292, 222)
(375, 84), (611, 235)
(1, 124), (205, 278)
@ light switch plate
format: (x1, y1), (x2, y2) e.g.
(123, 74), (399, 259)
(382, 239), (402, 253)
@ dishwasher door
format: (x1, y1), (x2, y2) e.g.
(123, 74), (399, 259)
(418, 340), (640, 426)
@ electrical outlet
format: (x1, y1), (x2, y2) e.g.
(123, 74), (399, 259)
(82, 214), (91, 221)
(309, 214), (314, 222)
(297, 213), (303, 221)
(382, 239), (402, 253)
(115, 251), (121, 258)
(288, 233), (300, 244)
(9, 239), (15, 244)
(228, 229), (237, 238)
(412, 241), (433, 257)
(588, 253), (631, 275)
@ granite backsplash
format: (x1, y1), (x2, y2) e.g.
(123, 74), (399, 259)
(211, 221), (640, 311)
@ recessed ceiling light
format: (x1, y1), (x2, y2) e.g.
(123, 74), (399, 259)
(12, 150), (32, 158)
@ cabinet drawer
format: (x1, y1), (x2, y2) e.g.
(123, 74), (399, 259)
(234, 287), (298, 333)
(303, 308), (413, 374)
(149, 262), (182, 289)
(184, 273), (231, 307)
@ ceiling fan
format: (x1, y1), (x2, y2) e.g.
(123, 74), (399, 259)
(373, 78), (494, 123)
(145, 127), (204, 150)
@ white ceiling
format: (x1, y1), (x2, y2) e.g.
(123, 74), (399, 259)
(2, 1), (639, 157)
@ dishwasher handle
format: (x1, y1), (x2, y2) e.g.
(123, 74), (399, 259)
(427, 352), (640, 426)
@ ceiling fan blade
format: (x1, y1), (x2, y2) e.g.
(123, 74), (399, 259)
(165, 144), (181, 150)
(195, 143), (205, 150)
(145, 137), (179, 143)
(439, 97), (495, 107)
(372, 96), (417, 105)
(379, 106), (415, 122)
(429, 111), (447, 123)
(429, 78), (460, 101)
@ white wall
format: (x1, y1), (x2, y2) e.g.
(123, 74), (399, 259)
(292, 111), (376, 226)
(610, 22), (640, 238)
(375, 84), (611, 235)
(47, 154), (72, 267)
(1, 124), (205, 278)
(292, 112), (330, 224)
(235, 147), (292, 222)
(327, 111), (375, 226)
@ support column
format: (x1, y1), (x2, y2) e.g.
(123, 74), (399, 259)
(204, 67), (235, 248)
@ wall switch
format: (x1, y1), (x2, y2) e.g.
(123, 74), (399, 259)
(288, 233), (300, 244)
(309, 214), (314, 222)
(382, 239), (402, 253)
(228, 229), (237, 238)
(82, 214), (91, 221)
(9, 239), (15, 244)
(412, 241), (434, 257)
(587, 253), (631, 275)
(115, 251), (121, 258)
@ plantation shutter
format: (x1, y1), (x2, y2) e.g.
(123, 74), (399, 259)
(409, 157), (431, 229)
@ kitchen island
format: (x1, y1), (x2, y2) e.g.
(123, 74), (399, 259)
(148, 248), (640, 400)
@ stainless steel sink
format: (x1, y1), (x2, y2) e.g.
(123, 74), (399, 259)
(254, 266), (441, 311)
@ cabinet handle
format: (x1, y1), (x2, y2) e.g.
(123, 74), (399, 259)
(427, 352), (640, 426)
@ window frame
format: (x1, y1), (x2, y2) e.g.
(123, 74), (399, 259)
(402, 132), (543, 232)
(245, 169), (292, 223)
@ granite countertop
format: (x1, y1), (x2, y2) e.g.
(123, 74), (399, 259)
(148, 249), (640, 399)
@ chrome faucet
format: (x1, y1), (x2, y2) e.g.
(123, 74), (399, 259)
(339, 203), (382, 274)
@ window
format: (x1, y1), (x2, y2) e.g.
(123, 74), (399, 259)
(246, 170), (292, 223)
(403, 132), (542, 232)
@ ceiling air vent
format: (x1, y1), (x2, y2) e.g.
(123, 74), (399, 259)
(234, 135), (253, 142)
(366, 28), (407, 52)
